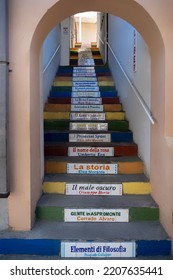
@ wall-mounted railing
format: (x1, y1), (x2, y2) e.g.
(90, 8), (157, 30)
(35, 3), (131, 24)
(98, 34), (155, 125)
(98, 34), (104, 45)
(43, 44), (61, 74)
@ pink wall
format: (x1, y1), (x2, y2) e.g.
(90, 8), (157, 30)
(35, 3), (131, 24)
(8, 0), (173, 240)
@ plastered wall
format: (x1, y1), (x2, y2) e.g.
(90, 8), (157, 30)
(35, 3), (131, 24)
(75, 22), (97, 44)
(42, 25), (61, 104)
(108, 15), (151, 175)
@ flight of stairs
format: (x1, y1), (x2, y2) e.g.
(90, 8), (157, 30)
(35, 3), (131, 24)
(0, 44), (171, 258)
(37, 44), (171, 258)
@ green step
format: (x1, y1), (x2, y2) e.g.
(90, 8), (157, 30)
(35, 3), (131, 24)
(36, 206), (159, 222)
(36, 206), (64, 221)
(44, 120), (129, 131)
(130, 207), (159, 221)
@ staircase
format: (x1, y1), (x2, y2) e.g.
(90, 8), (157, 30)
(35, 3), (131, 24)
(0, 44), (171, 258)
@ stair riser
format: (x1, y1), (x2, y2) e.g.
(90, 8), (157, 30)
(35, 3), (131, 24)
(56, 72), (112, 77)
(44, 104), (122, 112)
(48, 97), (120, 104)
(54, 77), (113, 81)
(44, 161), (144, 174)
(44, 144), (138, 157)
(53, 81), (115, 86)
(94, 60), (104, 65)
(44, 113), (126, 121)
(36, 206), (159, 222)
(44, 132), (133, 143)
(91, 51), (101, 55)
(50, 91), (118, 98)
(0, 239), (171, 257)
(51, 86), (116, 92)
(44, 122), (129, 132)
(43, 182), (151, 195)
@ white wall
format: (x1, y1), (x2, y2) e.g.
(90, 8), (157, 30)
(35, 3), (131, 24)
(97, 12), (107, 63)
(75, 22), (97, 45)
(60, 18), (70, 66)
(108, 15), (151, 175)
(42, 24), (61, 103)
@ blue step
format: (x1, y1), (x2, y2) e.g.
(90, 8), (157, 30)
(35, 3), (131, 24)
(50, 90), (118, 98)
(0, 239), (61, 256)
(44, 131), (133, 143)
(136, 240), (172, 256)
(0, 239), (171, 257)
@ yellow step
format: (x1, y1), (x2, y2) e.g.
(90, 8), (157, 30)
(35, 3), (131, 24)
(92, 55), (102, 59)
(70, 55), (78, 59)
(123, 182), (151, 195)
(53, 81), (72, 86)
(43, 182), (66, 194)
(54, 77), (72, 82)
(105, 112), (125, 120)
(97, 77), (114, 82)
(44, 112), (70, 120)
(98, 81), (115, 86)
(53, 81), (116, 86)
(45, 161), (144, 174)
(43, 181), (151, 195)
(44, 111), (125, 120)
(44, 103), (122, 112)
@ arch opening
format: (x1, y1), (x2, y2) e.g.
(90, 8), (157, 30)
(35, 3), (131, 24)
(30, 0), (165, 228)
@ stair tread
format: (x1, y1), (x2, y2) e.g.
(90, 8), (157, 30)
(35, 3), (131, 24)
(0, 221), (168, 241)
(45, 130), (132, 133)
(44, 119), (127, 121)
(44, 142), (137, 147)
(43, 173), (149, 182)
(37, 194), (158, 208)
(45, 156), (142, 162)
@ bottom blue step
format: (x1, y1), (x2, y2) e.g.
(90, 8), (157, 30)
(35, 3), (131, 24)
(0, 239), (171, 257)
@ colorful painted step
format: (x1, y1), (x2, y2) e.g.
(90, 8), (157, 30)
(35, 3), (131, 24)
(50, 90), (118, 98)
(44, 131), (133, 143)
(44, 112), (126, 121)
(42, 178), (151, 195)
(97, 76), (114, 81)
(75, 43), (82, 48)
(54, 76), (72, 81)
(36, 206), (159, 222)
(48, 97), (120, 104)
(44, 142), (138, 157)
(91, 42), (97, 47)
(44, 156), (144, 174)
(44, 103), (122, 112)
(51, 86), (116, 92)
(44, 120), (129, 132)
(36, 194), (159, 222)
(0, 223), (171, 257)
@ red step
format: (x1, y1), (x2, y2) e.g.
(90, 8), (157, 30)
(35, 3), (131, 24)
(44, 143), (138, 157)
(48, 97), (120, 104)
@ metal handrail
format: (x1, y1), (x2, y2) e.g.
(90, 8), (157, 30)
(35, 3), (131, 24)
(43, 44), (61, 74)
(98, 34), (104, 45)
(98, 34), (155, 124)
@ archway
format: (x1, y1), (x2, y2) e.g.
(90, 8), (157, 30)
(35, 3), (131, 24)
(9, 0), (168, 234)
